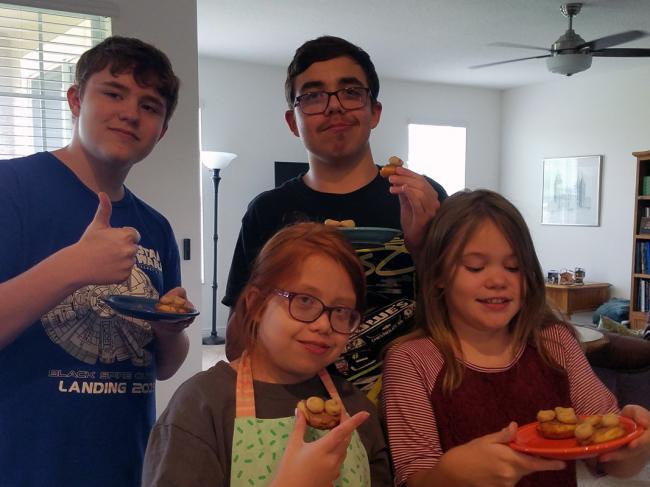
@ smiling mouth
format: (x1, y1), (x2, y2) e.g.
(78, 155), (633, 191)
(478, 297), (511, 304)
(299, 340), (330, 355)
(110, 128), (139, 141)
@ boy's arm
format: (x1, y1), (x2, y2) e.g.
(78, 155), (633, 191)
(387, 167), (446, 266)
(0, 194), (139, 349)
(0, 245), (89, 349)
(152, 287), (191, 380)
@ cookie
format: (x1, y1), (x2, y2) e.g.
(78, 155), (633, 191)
(297, 396), (342, 430)
(537, 420), (577, 439)
(380, 155), (404, 178)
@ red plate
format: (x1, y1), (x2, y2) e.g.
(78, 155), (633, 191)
(509, 416), (644, 460)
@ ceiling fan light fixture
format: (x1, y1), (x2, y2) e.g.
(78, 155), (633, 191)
(546, 53), (592, 76)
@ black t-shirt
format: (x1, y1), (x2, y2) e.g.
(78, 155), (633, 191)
(223, 170), (447, 307)
(223, 170), (447, 394)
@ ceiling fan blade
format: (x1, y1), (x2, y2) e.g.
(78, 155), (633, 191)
(470, 54), (551, 69)
(592, 48), (650, 57)
(488, 42), (550, 52)
(576, 30), (648, 52)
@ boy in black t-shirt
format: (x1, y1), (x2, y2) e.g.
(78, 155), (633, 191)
(223, 36), (447, 398)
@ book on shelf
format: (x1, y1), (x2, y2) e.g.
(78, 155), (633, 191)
(636, 240), (650, 274)
(640, 216), (650, 234)
(639, 280), (644, 312)
(639, 279), (650, 312)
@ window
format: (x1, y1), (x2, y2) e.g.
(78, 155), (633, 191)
(407, 123), (466, 195)
(0, 3), (111, 158)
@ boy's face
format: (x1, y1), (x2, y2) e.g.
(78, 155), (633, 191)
(285, 56), (381, 165)
(68, 67), (168, 169)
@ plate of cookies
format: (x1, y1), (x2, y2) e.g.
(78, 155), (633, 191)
(103, 295), (199, 321)
(510, 407), (644, 460)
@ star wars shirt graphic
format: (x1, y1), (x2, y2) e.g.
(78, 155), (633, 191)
(41, 246), (162, 367)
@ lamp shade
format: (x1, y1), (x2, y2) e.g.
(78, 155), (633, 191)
(201, 151), (237, 170)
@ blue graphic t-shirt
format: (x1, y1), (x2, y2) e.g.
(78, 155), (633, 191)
(0, 152), (181, 487)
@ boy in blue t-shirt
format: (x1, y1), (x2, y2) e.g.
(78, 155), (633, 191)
(0, 36), (193, 487)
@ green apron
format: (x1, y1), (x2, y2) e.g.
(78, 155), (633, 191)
(229, 352), (371, 487)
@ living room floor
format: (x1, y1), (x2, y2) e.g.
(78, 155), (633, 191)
(201, 313), (650, 485)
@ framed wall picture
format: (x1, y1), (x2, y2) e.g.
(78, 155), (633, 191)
(541, 155), (602, 226)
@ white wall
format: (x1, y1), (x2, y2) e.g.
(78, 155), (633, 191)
(198, 57), (502, 336)
(501, 65), (650, 300)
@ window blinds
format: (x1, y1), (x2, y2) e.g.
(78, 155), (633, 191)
(0, 3), (111, 158)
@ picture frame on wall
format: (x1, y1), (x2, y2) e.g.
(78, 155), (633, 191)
(541, 155), (602, 226)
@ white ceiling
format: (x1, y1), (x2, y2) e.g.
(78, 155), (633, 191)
(197, 0), (650, 90)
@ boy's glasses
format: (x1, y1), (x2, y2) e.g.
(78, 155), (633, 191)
(293, 87), (371, 115)
(274, 289), (362, 334)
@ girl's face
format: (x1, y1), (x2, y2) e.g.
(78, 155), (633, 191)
(444, 219), (522, 339)
(250, 254), (355, 384)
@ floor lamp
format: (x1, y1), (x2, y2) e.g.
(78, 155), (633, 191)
(201, 150), (237, 345)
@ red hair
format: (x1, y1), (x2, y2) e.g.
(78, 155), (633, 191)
(232, 222), (366, 351)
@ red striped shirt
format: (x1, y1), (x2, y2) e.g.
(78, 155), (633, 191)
(381, 324), (618, 486)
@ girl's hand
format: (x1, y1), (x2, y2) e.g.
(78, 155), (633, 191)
(436, 422), (566, 487)
(270, 408), (370, 487)
(596, 404), (650, 478)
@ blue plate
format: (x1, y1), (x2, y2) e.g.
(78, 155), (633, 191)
(102, 295), (199, 321)
(338, 227), (401, 245)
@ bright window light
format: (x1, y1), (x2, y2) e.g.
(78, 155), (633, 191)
(407, 124), (466, 195)
(0, 3), (111, 157)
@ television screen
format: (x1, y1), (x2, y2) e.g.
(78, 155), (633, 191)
(274, 161), (309, 187)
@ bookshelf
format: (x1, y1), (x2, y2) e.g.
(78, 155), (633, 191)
(630, 150), (650, 330)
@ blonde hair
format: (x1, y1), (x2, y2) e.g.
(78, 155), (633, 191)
(231, 222), (366, 352)
(400, 189), (570, 394)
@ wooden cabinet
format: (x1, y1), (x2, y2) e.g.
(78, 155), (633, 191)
(545, 283), (610, 319)
(630, 150), (650, 330)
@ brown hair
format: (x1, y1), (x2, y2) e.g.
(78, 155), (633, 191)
(401, 189), (571, 393)
(75, 36), (180, 126)
(232, 222), (366, 351)
(285, 35), (380, 108)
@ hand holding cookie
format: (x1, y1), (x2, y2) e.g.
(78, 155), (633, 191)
(380, 154), (442, 260)
(271, 408), (369, 487)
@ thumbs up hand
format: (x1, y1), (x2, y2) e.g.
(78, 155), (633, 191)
(74, 192), (140, 285)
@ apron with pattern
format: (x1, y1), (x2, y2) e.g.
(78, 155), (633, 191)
(229, 352), (371, 487)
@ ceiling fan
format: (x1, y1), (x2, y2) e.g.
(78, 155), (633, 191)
(471, 2), (650, 76)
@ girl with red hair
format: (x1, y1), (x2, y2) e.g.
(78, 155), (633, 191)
(143, 222), (392, 487)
